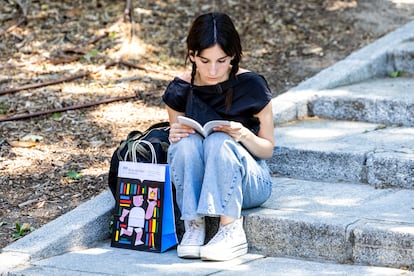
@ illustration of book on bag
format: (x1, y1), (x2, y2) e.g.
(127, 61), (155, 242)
(111, 161), (178, 253)
(177, 115), (230, 138)
(111, 170), (164, 252)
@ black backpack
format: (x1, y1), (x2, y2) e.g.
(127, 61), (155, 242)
(107, 122), (171, 197)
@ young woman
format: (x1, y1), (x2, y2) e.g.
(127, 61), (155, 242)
(162, 12), (274, 261)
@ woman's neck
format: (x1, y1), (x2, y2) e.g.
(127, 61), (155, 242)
(178, 68), (249, 85)
(193, 70), (231, 86)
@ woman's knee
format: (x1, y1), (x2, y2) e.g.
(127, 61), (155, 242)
(168, 134), (203, 162)
(204, 132), (234, 154)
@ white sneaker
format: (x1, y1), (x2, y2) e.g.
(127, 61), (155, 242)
(177, 217), (205, 258)
(200, 217), (248, 261)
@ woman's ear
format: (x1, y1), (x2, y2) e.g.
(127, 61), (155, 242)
(188, 51), (195, 63)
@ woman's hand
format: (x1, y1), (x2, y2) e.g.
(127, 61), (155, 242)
(169, 122), (195, 143)
(214, 122), (249, 143)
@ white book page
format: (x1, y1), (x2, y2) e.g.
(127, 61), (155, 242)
(203, 120), (230, 136)
(177, 116), (204, 135)
(177, 116), (230, 137)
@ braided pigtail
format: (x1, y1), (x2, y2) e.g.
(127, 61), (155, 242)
(190, 62), (197, 87)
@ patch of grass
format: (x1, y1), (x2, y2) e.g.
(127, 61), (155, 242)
(13, 222), (35, 239)
(51, 112), (62, 118)
(0, 102), (8, 114)
(66, 170), (83, 180)
(389, 71), (404, 78)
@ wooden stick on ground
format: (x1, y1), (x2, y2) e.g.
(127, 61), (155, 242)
(61, 32), (110, 56)
(0, 71), (90, 96)
(118, 59), (174, 77)
(85, 31), (110, 45)
(124, 0), (136, 40)
(0, 59), (171, 96)
(0, 94), (138, 122)
(0, 17), (27, 36)
(0, 0), (29, 36)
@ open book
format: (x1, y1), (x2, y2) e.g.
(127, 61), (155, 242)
(177, 116), (230, 138)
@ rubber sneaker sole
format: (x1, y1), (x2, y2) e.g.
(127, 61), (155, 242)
(200, 242), (248, 261)
(177, 244), (201, 259)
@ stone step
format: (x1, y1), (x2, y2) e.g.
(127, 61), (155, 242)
(7, 239), (414, 275)
(5, 181), (414, 274)
(244, 177), (414, 269)
(269, 119), (414, 189)
(309, 77), (414, 127)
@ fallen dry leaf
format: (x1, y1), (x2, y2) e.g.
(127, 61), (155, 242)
(20, 134), (44, 142)
(8, 140), (37, 148)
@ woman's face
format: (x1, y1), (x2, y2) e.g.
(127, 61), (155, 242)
(190, 44), (233, 86)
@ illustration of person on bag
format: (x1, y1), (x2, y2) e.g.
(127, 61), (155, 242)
(119, 194), (157, 246)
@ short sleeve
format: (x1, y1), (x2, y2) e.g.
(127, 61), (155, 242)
(250, 74), (272, 114)
(231, 73), (272, 115)
(162, 78), (191, 112)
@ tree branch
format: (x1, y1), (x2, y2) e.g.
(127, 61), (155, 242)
(0, 59), (172, 96)
(0, 0), (29, 36)
(0, 95), (138, 122)
(124, 0), (136, 40)
(118, 59), (174, 77)
(0, 72), (90, 96)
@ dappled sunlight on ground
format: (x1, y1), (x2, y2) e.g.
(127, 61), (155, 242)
(283, 128), (347, 139)
(391, 0), (414, 5)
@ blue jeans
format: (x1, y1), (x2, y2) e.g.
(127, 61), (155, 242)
(168, 132), (272, 221)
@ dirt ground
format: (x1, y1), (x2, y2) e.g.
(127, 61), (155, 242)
(1, 0), (414, 249)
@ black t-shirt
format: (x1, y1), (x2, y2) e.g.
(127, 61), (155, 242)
(162, 72), (272, 134)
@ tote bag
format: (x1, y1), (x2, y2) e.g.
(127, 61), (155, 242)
(110, 140), (178, 253)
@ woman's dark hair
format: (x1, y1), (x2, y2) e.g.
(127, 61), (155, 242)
(186, 12), (242, 87)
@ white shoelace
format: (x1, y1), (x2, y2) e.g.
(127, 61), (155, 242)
(208, 223), (233, 245)
(182, 219), (205, 245)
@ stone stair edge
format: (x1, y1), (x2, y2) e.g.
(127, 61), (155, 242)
(309, 77), (414, 127)
(271, 20), (414, 125)
(8, 241), (414, 276)
(244, 208), (414, 269)
(242, 176), (414, 269)
(267, 118), (414, 189)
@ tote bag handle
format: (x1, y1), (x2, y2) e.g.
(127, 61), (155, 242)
(124, 140), (158, 164)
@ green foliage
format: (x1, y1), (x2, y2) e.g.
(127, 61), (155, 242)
(109, 31), (116, 40)
(51, 112), (62, 118)
(363, 124), (387, 133)
(84, 49), (99, 61)
(0, 102), (8, 114)
(66, 170), (83, 180)
(13, 222), (35, 239)
(389, 71), (404, 78)
(374, 124), (387, 131)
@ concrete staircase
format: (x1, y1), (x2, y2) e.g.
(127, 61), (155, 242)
(244, 78), (414, 270)
(242, 21), (414, 270)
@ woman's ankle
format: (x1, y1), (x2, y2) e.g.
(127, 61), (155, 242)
(219, 215), (236, 226)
